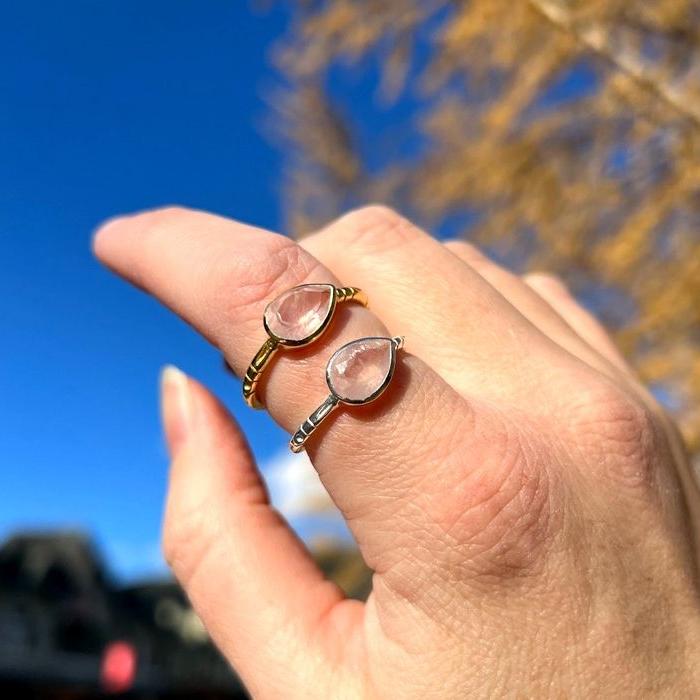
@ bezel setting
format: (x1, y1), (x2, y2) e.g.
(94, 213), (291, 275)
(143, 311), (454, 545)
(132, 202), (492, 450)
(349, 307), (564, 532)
(326, 336), (403, 405)
(289, 336), (405, 453)
(262, 283), (337, 347)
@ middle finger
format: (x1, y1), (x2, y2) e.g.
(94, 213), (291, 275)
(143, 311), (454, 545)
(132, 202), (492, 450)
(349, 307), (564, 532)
(301, 205), (577, 405)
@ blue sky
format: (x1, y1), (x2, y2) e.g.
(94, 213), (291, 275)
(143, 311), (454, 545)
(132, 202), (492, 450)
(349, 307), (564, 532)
(0, 1), (624, 582)
(0, 1), (313, 579)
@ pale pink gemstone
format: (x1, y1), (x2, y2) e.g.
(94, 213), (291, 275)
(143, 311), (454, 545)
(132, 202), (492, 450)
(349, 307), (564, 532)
(327, 338), (394, 403)
(264, 284), (334, 342)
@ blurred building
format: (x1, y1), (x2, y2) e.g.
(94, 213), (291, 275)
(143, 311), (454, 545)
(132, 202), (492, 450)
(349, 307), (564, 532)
(0, 532), (247, 698)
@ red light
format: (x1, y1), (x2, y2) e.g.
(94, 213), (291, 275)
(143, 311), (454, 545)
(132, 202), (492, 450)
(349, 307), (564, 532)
(100, 640), (137, 694)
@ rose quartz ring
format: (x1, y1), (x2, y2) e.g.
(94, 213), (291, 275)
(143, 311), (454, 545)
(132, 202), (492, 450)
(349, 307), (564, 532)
(242, 284), (368, 408)
(289, 336), (404, 453)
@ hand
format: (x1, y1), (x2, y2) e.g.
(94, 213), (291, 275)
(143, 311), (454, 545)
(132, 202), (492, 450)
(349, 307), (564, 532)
(94, 205), (700, 698)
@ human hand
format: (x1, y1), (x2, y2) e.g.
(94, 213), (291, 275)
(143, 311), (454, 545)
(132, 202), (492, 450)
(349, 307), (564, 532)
(94, 205), (700, 698)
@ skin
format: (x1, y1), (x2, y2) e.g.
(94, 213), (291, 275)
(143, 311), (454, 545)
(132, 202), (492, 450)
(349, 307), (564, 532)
(94, 205), (700, 698)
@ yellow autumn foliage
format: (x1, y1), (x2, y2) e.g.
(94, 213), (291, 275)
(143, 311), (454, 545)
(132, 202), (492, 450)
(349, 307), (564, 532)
(272, 0), (700, 458)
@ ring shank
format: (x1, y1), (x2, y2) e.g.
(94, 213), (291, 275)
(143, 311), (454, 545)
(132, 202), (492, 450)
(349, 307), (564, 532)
(242, 337), (280, 409)
(289, 394), (340, 453)
(335, 286), (368, 306)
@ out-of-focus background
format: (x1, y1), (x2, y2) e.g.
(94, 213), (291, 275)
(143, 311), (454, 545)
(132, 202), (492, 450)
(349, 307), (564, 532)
(2, 0), (699, 696)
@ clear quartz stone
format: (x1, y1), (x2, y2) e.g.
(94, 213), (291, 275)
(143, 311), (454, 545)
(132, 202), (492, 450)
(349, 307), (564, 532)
(264, 284), (334, 342)
(327, 338), (394, 402)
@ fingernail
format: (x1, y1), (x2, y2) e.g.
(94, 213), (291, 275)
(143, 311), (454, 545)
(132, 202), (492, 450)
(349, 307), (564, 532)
(160, 365), (194, 457)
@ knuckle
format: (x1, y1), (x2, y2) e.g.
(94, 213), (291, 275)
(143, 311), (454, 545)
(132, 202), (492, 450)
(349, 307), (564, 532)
(568, 379), (661, 493)
(447, 240), (487, 267)
(424, 416), (556, 580)
(333, 204), (418, 254)
(344, 203), (403, 230)
(526, 272), (569, 297)
(209, 237), (323, 327)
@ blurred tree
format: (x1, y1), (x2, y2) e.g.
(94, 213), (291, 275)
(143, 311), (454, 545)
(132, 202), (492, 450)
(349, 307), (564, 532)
(270, 0), (700, 463)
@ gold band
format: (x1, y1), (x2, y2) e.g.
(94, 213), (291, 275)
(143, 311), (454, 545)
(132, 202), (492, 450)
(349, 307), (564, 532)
(243, 286), (368, 409)
(334, 286), (367, 306)
(242, 337), (280, 409)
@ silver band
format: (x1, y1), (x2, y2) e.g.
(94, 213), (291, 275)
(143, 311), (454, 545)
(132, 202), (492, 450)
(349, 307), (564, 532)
(290, 395), (340, 453)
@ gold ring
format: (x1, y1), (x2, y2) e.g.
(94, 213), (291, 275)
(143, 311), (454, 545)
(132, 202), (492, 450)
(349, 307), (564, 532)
(290, 336), (404, 453)
(243, 284), (368, 409)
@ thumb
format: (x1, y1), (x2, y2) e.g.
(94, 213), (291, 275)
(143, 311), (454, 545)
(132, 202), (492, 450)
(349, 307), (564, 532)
(159, 366), (362, 698)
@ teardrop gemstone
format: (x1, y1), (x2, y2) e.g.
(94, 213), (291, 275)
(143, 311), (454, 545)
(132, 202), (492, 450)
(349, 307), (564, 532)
(264, 284), (334, 343)
(327, 337), (395, 403)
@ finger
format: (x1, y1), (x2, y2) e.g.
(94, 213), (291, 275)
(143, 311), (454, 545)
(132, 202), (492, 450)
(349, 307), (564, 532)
(299, 206), (574, 404)
(444, 240), (632, 377)
(159, 365), (362, 698)
(93, 207), (477, 574)
(524, 272), (632, 374)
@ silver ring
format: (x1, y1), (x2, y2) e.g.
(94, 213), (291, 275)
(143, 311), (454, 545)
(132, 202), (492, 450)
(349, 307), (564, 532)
(290, 336), (405, 453)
